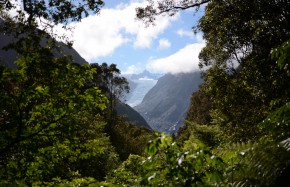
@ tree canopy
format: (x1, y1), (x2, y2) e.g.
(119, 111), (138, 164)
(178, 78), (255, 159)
(3, 0), (104, 23)
(0, 0), (105, 45)
(197, 0), (290, 141)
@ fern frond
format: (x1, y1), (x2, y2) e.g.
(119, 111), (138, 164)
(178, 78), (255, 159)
(214, 138), (290, 186)
(280, 137), (290, 151)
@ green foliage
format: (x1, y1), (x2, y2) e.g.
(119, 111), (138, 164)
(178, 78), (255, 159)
(0, 32), (119, 185)
(260, 102), (290, 142)
(87, 63), (152, 161)
(197, 0), (290, 141)
(160, 103), (290, 186)
(182, 122), (224, 149)
(89, 63), (129, 96)
(89, 63), (129, 120)
(185, 86), (212, 125)
(271, 39), (290, 76)
(30, 177), (100, 187)
(216, 138), (290, 186)
(139, 134), (225, 186)
(106, 116), (290, 186)
(203, 62), (275, 141)
(176, 121), (224, 151)
(2, 0), (104, 24)
(107, 118), (155, 161)
(107, 154), (145, 186)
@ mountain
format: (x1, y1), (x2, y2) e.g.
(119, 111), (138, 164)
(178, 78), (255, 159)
(0, 32), (87, 68)
(124, 70), (163, 80)
(115, 102), (151, 130)
(125, 78), (158, 107)
(134, 71), (203, 134)
(123, 70), (160, 107)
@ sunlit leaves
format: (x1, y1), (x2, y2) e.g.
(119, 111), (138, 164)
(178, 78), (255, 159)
(272, 39), (290, 76)
(259, 103), (290, 142)
(140, 134), (226, 186)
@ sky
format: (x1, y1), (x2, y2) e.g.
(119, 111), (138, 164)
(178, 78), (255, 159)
(12, 0), (205, 75)
(65, 0), (206, 75)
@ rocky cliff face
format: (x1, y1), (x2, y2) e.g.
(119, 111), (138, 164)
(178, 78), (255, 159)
(134, 72), (203, 134)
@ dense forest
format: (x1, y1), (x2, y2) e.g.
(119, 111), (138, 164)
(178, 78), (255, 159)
(1, 0), (290, 186)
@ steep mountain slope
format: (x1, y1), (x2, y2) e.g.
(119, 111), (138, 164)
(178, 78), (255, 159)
(134, 71), (203, 134)
(115, 102), (151, 129)
(0, 32), (87, 68)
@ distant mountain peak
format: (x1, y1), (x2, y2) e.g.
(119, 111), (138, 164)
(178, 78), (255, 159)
(123, 70), (163, 80)
(142, 70), (150, 74)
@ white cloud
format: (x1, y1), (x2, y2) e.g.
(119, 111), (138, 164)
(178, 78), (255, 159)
(71, 12), (129, 61)
(177, 29), (194, 38)
(146, 42), (205, 74)
(65, 1), (179, 61)
(122, 65), (142, 75)
(158, 39), (171, 49)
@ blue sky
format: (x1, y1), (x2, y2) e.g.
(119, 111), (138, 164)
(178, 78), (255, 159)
(66, 0), (205, 74)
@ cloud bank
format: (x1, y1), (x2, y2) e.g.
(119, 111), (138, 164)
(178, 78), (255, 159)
(122, 65), (142, 74)
(146, 41), (205, 74)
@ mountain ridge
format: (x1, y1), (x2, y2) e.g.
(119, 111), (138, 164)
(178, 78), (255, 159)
(0, 32), (88, 68)
(134, 71), (203, 133)
(123, 70), (163, 80)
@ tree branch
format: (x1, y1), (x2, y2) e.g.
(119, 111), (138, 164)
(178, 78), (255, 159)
(136, 0), (211, 25)
(158, 0), (211, 14)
